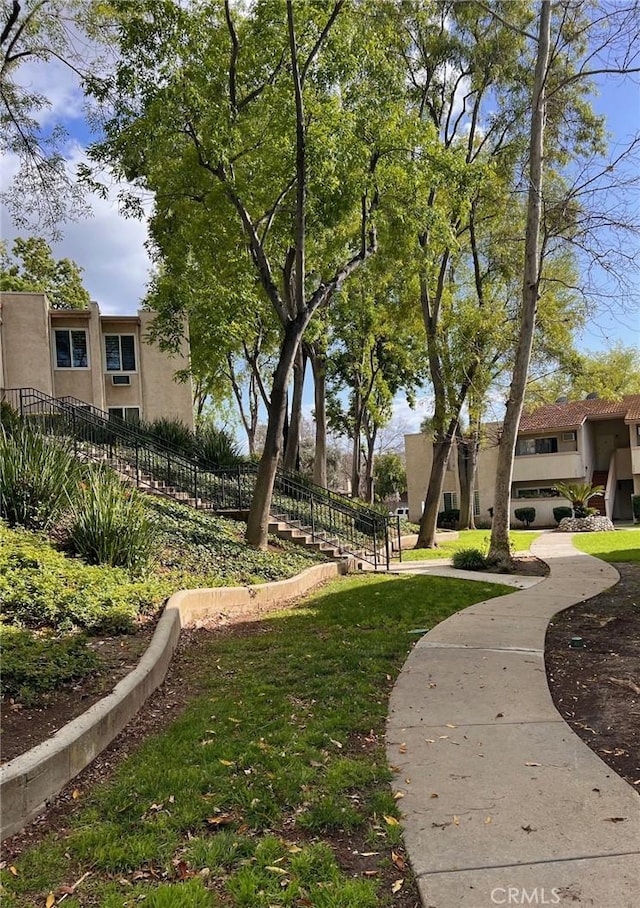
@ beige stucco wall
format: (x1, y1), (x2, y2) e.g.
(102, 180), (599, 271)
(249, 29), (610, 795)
(138, 311), (194, 429)
(0, 292), (53, 395)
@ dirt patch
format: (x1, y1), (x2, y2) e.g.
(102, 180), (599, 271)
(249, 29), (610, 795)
(546, 562), (640, 791)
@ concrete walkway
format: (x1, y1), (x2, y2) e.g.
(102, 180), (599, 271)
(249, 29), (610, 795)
(387, 533), (640, 908)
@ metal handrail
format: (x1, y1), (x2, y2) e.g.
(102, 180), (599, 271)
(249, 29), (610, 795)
(1, 387), (398, 567)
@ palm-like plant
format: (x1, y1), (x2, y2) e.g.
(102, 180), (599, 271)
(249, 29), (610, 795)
(553, 481), (604, 518)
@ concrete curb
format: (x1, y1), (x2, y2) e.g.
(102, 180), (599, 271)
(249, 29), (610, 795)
(0, 561), (344, 841)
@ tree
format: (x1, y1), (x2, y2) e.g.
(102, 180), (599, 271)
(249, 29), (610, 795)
(526, 344), (640, 404)
(0, 0), (106, 233)
(92, 0), (408, 548)
(373, 453), (406, 502)
(0, 236), (90, 307)
(489, 0), (640, 565)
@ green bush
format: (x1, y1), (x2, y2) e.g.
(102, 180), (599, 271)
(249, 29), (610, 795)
(0, 625), (101, 705)
(0, 523), (168, 634)
(196, 423), (243, 467)
(553, 506), (573, 524)
(451, 547), (488, 570)
(514, 507), (535, 528)
(437, 508), (459, 529)
(0, 425), (80, 530)
(633, 495), (640, 521)
(66, 467), (157, 571)
(143, 417), (196, 456)
(0, 400), (21, 435)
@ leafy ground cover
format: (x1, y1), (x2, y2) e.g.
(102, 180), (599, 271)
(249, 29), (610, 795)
(1, 572), (512, 907)
(397, 529), (540, 562)
(571, 527), (640, 563)
(0, 498), (323, 705)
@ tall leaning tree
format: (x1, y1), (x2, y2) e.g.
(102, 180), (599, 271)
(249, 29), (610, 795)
(90, 0), (409, 548)
(489, 0), (640, 564)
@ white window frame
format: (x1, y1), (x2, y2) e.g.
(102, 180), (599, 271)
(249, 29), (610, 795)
(104, 333), (137, 373)
(108, 406), (140, 424)
(473, 490), (480, 516)
(53, 328), (90, 370)
(443, 491), (458, 511)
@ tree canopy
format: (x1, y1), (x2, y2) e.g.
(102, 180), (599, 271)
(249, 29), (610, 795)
(0, 236), (91, 308)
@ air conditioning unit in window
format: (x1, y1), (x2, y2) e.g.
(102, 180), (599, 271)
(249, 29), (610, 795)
(561, 431), (576, 442)
(112, 374), (131, 386)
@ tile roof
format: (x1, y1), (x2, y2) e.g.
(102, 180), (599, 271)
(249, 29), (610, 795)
(519, 394), (640, 433)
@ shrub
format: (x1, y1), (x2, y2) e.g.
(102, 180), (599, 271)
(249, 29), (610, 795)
(143, 417), (196, 456)
(451, 547), (488, 570)
(0, 400), (21, 435)
(437, 508), (459, 529)
(196, 423), (243, 467)
(0, 425), (80, 530)
(0, 625), (101, 705)
(66, 466), (157, 571)
(633, 495), (640, 522)
(553, 506), (573, 524)
(514, 507), (535, 528)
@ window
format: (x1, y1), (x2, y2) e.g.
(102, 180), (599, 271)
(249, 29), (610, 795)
(473, 490), (480, 516)
(443, 491), (458, 511)
(108, 407), (140, 424)
(105, 334), (136, 371)
(515, 487), (560, 499)
(54, 329), (88, 368)
(515, 436), (559, 456)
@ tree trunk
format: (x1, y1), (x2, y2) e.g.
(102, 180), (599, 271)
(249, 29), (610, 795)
(489, 1), (551, 565)
(308, 343), (328, 487)
(416, 431), (456, 548)
(283, 342), (306, 472)
(363, 418), (377, 504)
(351, 390), (362, 498)
(246, 321), (305, 547)
(457, 432), (479, 531)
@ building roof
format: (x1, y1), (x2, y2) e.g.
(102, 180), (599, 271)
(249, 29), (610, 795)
(520, 395), (640, 433)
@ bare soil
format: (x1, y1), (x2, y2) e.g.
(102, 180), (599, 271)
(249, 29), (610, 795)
(546, 562), (640, 791)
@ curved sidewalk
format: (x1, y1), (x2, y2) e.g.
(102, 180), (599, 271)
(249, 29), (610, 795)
(387, 533), (640, 908)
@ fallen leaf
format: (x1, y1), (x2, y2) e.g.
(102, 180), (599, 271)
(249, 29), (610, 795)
(9, 867), (18, 877)
(363, 870), (379, 876)
(521, 825), (536, 833)
(391, 879), (404, 893)
(430, 793), (439, 799)
(425, 738), (435, 744)
(604, 817), (627, 823)
(495, 712), (504, 718)
(329, 738), (343, 749)
(219, 759), (235, 766)
(206, 814), (234, 826)
(72, 789), (81, 800)
(46, 894), (55, 908)
(391, 851), (406, 871)
(484, 816), (492, 825)
(399, 743), (407, 753)
(524, 762), (541, 767)
(383, 815), (399, 826)
(453, 815), (460, 825)
(360, 851), (380, 856)
(445, 723), (456, 729)
(287, 845), (303, 854)
(265, 866), (288, 875)
(393, 791), (405, 800)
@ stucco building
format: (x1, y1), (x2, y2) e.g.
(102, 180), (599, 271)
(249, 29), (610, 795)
(0, 292), (194, 428)
(405, 396), (640, 527)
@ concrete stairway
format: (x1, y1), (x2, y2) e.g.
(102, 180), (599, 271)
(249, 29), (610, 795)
(590, 470), (608, 515)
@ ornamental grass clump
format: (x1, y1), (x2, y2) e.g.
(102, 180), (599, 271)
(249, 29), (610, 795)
(0, 424), (80, 530)
(451, 547), (488, 571)
(67, 466), (157, 572)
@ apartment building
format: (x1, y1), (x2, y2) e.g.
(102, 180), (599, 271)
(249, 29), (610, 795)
(0, 292), (194, 428)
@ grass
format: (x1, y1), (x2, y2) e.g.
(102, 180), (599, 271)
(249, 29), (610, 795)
(398, 529), (540, 562)
(571, 527), (640, 563)
(1, 571), (512, 907)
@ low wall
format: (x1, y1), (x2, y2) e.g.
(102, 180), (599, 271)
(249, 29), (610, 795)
(0, 562), (345, 841)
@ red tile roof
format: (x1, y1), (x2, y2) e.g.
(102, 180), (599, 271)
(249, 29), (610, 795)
(519, 395), (640, 433)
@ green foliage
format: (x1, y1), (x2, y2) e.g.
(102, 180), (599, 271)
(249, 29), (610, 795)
(0, 424), (80, 530)
(553, 505), (573, 524)
(0, 625), (100, 705)
(373, 452), (407, 501)
(451, 548), (488, 571)
(0, 522), (167, 635)
(0, 400), (21, 435)
(632, 495), (640, 521)
(437, 509), (460, 529)
(514, 507), (536, 528)
(553, 481), (604, 518)
(196, 422), (243, 467)
(526, 344), (640, 406)
(66, 468), (157, 571)
(142, 417), (196, 456)
(0, 237), (91, 308)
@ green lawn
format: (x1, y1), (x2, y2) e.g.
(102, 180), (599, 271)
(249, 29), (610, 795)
(2, 572), (511, 908)
(572, 527), (640, 563)
(398, 529), (540, 562)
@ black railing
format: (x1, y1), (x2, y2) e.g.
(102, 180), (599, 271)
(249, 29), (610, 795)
(1, 387), (400, 568)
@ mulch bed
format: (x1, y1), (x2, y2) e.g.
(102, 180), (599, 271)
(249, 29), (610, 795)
(546, 562), (640, 791)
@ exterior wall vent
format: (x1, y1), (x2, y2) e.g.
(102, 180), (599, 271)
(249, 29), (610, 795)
(561, 431), (576, 442)
(111, 374), (131, 386)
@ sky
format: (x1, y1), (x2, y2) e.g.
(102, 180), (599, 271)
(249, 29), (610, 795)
(1, 25), (639, 440)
